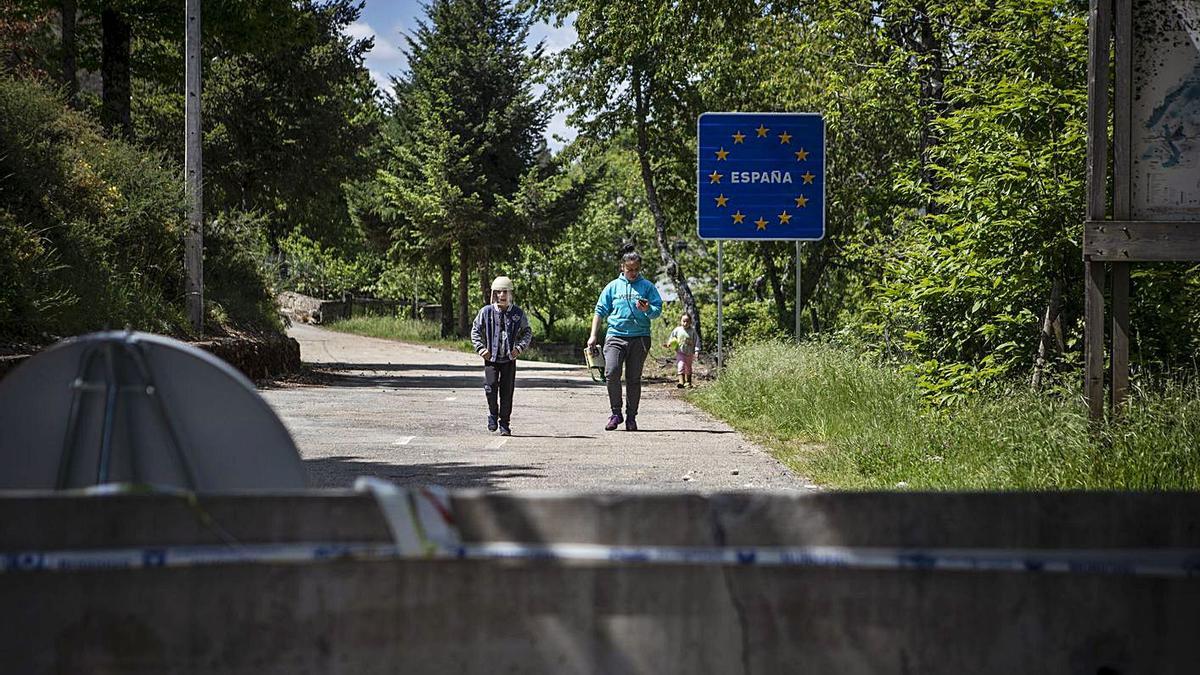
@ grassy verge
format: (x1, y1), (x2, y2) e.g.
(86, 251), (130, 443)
(324, 315), (580, 364)
(324, 316), (475, 354)
(691, 340), (1200, 490)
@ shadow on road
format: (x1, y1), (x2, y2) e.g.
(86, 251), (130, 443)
(629, 429), (735, 435)
(308, 361), (585, 373)
(304, 456), (546, 489)
(511, 434), (597, 439)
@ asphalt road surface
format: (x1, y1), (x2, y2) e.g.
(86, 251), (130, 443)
(261, 324), (809, 491)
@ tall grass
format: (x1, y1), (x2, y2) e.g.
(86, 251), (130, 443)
(692, 340), (1200, 490)
(527, 315), (592, 345)
(326, 315), (581, 364)
(325, 316), (474, 353)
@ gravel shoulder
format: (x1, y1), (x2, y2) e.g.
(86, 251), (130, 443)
(260, 323), (810, 491)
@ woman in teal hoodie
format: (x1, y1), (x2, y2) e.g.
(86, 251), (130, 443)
(587, 250), (663, 431)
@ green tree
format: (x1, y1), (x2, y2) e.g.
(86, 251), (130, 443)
(855, 0), (1089, 398)
(533, 0), (762, 346)
(131, 0), (381, 248)
(380, 0), (549, 336)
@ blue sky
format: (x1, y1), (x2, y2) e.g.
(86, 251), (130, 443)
(346, 0), (578, 149)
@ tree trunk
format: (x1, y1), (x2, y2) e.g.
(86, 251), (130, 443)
(913, 2), (946, 211)
(439, 247), (454, 337)
(61, 0), (78, 106)
(796, 240), (830, 322)
(100, 6), (132, 138)
(1031, 278), (1063, 390)
(631, 66), (700, 344)
(479, 257), (492, 307)
(759, 243), (789, 333)
(457, 243), (470, 337)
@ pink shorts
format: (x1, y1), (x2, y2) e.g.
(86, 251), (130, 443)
(675, 352), (694, 375)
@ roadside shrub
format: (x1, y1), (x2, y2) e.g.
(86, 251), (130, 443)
(693, 339), (1200, 490)
(0, 75), (283, 339)
(697, 300), (784, 352)
(277, 232), (381, 299)
(205, 210), (282, 332)
(0, 75), (187, 338)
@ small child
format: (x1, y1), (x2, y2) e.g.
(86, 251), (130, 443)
(470, 276), (533, 436)
(664, 312), (700, 388)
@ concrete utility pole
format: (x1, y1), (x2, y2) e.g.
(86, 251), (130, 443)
(184, 0), (204, 334)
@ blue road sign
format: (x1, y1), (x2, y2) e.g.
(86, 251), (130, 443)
(697, 112), (825, 241)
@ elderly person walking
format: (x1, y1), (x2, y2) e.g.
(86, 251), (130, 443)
(471, 275), (533, 436)
(587, 250), (663, 431)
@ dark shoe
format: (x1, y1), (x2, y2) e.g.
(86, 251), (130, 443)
(487, 414), (498, 432)
(625, 417), (637, 432)
(676, 382), (685, 389)
(605, 413), (623, 431)
(498, 425), (512, 436)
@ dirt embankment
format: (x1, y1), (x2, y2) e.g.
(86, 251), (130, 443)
(0, 330), (302, 383)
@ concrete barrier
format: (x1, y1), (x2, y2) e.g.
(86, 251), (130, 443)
(2, 490), (1198, 674)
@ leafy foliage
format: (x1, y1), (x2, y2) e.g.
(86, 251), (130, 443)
(856, 0), (1089, 399)
(132, 0), (381, 247)
(0, 75), (285, 339)
(277, 232), (382, 300)
(0, 75), (187, 338)
(695, 340), (1200, 490)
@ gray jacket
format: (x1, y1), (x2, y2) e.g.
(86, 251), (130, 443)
(471, 304), (532, 363)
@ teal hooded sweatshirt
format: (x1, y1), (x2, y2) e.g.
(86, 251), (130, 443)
(594, 274), (663, 337)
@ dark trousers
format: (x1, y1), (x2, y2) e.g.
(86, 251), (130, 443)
(604, 335), (650, 418)
(483, 360), (517, 425)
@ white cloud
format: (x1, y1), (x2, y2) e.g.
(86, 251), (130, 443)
(545, 109), (575, 152)
(344, 20), (408, 93)
(528, 16), (577, 55)
(529, 15), (578, 150)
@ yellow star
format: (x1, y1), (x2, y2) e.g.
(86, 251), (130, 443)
(794, 195), (809, 208)
(778, 131), (792, 144)
(754, 217), (768, 230)
(801, 171), (815, 184)
(755, 124), (769, 137)
(794, 148), (809, 161)
(714, 194), (728, 207)
(731, 211), (745, 224)
(709, 171), (723, 184)
(778, 211), (792, 225)
(732, 131), (745, 144)
(715, 147), (729, 160)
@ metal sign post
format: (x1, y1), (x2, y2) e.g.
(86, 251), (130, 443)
(697, 112), (826, 365)
(717, 241), (723, 370)
(795, 241), (802, 337)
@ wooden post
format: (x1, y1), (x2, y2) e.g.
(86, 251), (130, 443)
(184, 0), (204, 335)
(1112, 263), (1130, 408)
(1084, 0), (1111, 420)
(1110, 0), (1132, 412)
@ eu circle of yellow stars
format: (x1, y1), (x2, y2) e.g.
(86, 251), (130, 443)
(709, 123), (815, 231)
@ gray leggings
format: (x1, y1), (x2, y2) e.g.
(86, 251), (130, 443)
(604, 335), (651, 417)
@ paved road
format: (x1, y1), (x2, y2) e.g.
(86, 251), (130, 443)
(260, 324), (808, 491)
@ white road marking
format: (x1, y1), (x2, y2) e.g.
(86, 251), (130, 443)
(485, 438), (508, 450)
(443, 396), (457, 401)
(392, 436), (415, 446)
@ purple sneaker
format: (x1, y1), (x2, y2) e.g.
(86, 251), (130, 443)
(605, 413), (623, 431)
(625, 416), (637, 432)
